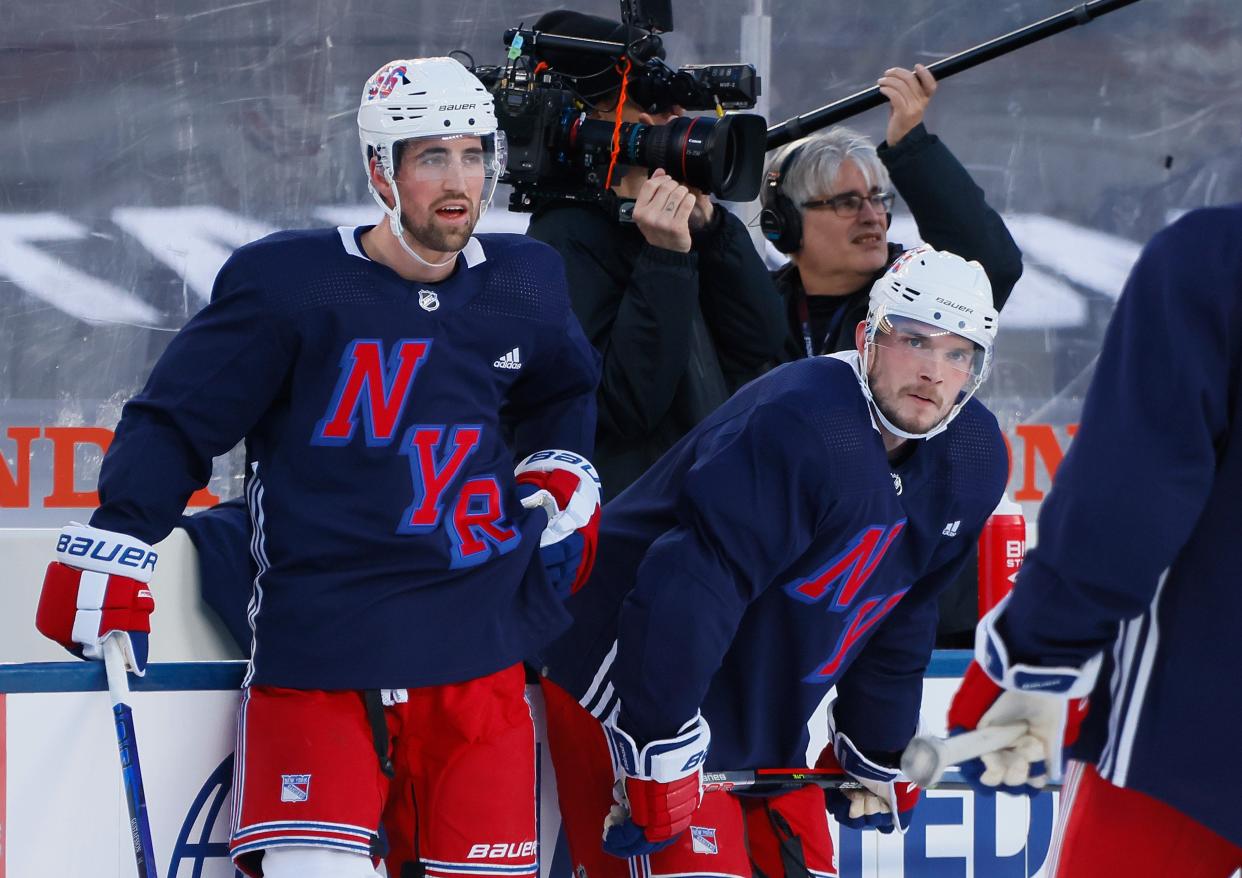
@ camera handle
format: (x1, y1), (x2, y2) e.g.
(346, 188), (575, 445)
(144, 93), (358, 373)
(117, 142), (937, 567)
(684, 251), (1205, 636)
(766, 0), (1144, 150)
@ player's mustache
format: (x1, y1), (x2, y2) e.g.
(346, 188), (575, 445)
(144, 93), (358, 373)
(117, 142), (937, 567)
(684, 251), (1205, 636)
(433, 193), (473, 210)
(904, 385), (944, 407)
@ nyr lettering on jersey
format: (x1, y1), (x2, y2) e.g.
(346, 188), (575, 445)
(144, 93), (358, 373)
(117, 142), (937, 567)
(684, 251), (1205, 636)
(786, 520), (906, 609)
(449, 476), (520, 568)
(807, 588), (909, 680)
(399, 425), (484, 531)
(313, 339), (431, 446)
(783, 520), (908, 683)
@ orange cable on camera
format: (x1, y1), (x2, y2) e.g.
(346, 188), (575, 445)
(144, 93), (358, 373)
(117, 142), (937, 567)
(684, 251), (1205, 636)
(604, 57), (632, 190)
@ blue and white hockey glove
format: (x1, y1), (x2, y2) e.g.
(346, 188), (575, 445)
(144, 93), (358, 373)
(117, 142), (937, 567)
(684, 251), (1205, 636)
(601, 707), (710, 858)
(818, 700), (921, 834)
(35, 523), (157, 674)
(947, 598), (1097, 796)
(514, 449), (601, 599)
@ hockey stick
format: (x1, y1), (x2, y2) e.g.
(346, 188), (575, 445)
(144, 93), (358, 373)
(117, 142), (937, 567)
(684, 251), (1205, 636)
(900, 723), (1028, 787)
(103, 635), (158, 878)
(702, 768), (975, 793)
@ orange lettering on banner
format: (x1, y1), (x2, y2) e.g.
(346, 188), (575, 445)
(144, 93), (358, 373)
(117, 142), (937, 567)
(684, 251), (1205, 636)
(0, 427), (40, 507)
(1011, 424), (1079, 502)
(44, 426), (116, 507)
(42, 426), (219, 509)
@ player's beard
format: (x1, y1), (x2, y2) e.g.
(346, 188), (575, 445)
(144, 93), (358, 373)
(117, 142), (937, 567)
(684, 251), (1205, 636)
(869, 373), (953, 435)
(402, 195), (478, 254)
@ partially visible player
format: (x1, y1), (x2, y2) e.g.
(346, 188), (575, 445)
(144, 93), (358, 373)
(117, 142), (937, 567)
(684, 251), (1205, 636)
(536, 245), (1009, 877)
(35, 57), (601, 878)
(946, 205), (1242, 876)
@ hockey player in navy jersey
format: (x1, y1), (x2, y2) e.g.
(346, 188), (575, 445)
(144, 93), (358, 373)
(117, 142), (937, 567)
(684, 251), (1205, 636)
(947, 205), (1242, 877)
(536, 244), (1009, 877)
(34, 57), (601, 878)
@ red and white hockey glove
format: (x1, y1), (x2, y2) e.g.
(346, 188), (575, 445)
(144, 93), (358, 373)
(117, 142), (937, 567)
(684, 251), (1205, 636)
(514, 449), (601, 599)
(601, 707), (711, 859)
(947, 600), (1096, 796)
(817, 700), (921, 834)
(35, 524), (157, 675)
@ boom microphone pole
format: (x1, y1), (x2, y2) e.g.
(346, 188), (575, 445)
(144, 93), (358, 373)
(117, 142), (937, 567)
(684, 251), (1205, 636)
(766, 0), (1144, 149)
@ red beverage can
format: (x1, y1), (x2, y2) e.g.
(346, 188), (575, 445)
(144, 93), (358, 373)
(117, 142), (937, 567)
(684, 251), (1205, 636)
(977, 494), (1026, 618)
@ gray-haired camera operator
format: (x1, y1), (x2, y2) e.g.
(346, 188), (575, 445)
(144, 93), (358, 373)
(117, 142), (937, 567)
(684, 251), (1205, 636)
(761, 64), (1023, 362)
(525, 10), (787, 501)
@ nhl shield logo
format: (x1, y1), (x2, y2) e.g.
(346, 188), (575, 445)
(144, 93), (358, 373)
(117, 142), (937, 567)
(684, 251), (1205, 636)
(418, 289), (440, 312)
(690, 825), (718, 855)
(280, 774), (311, 803)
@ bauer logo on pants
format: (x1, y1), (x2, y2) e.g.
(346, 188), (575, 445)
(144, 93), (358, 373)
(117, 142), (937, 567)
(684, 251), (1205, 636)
(280, 773), (311, 802)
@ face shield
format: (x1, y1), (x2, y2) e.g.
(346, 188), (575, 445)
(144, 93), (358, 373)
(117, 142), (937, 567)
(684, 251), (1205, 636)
(389, 130), (507, 210)
(370, 130), (507, 267)
(860, 309), (993, 441)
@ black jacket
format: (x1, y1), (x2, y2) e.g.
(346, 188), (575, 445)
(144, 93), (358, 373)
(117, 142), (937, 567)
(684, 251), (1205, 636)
(528, 202), (786, 499)
(772, 123), (1024, 361)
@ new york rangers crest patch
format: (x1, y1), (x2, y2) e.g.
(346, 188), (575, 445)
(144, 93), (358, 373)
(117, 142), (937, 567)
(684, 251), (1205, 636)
(280, 773), (311, 802)
(690, 825), (718, 855)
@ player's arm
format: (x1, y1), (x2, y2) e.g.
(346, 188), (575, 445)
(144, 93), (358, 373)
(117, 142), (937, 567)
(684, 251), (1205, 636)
(950, 207), (1238, 794)
(821, 496), (999, 833)
(37, 251), (297, 671)
(601, 400), (831, 853)
(499, 248), (604, 597)
(612, 400), (834, 740)
(996, 210), (1233, 669)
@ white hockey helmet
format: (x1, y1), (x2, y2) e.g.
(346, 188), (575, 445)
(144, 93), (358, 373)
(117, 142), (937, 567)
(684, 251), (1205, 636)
(358, 57), (506, 265)
(859, 244), (999, 440)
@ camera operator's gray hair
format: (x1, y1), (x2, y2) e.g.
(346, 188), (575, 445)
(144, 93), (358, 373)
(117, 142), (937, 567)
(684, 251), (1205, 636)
(762, 126), (892, 215)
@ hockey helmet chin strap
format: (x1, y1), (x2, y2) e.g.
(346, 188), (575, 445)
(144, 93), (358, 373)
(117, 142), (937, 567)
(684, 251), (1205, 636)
(850, 347), (966, 443)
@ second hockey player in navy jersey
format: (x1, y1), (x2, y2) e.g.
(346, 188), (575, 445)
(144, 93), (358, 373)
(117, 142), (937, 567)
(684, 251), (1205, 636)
(35, 58), (601, 878)
(536, 244), (1009, 877)
(947, 206), (1242, 876)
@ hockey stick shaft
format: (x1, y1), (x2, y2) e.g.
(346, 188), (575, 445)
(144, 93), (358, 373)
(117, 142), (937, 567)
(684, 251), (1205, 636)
(900, 723), (1028, 787)
(103, 636), (158, 878)
(701, 768), (976, 793)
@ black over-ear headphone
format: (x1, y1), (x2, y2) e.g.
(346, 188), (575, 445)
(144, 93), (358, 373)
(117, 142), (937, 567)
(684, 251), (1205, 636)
(759, 143), (807, 255)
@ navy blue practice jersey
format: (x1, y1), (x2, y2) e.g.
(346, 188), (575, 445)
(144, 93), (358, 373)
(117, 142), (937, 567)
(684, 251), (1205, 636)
(1001, 205), (1242, 848)
(539, 353), (1007, 769)
(91, 227), (600, 690)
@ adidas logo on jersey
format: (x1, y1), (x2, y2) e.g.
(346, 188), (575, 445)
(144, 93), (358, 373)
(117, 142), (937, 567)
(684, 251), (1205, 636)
(493, 348), (522, 370)
(942, 520), (961, 537)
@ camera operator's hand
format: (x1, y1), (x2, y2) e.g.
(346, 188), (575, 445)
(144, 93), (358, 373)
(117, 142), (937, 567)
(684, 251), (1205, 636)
(878, 63), (937, 146)
(633, 169), (696, 253)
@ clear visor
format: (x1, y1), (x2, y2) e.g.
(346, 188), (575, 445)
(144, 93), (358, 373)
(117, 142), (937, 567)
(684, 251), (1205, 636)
(392, 131), (507, 184)
(869, 312), (987, 385)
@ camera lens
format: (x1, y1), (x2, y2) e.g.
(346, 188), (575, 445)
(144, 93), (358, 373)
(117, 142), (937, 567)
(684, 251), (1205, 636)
(571, 113), (766, 201)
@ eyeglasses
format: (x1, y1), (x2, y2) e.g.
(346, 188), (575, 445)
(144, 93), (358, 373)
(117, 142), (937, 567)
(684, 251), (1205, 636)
(801, 191), (895, 217)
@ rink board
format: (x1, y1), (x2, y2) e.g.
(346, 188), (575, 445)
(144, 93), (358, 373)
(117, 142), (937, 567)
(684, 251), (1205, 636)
(0, 655), (1060, 878)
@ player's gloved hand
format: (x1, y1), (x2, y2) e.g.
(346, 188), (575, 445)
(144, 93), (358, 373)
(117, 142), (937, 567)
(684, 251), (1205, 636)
(35, 523), (158, 675)
(600, 707), (710, 858)
(514, 450), (601, 598)
(818, 701), (920, 834)
(947, 600), (1097, 797)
